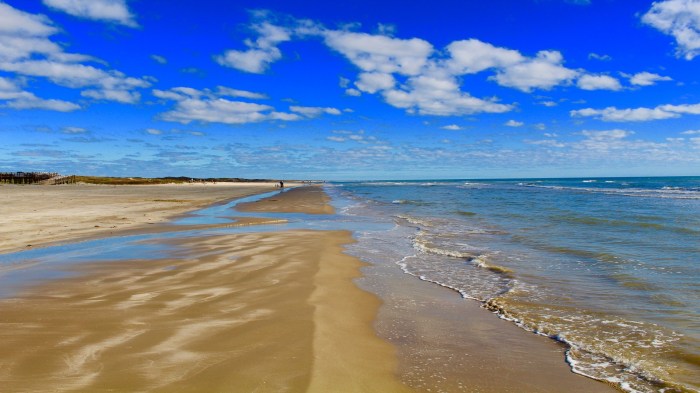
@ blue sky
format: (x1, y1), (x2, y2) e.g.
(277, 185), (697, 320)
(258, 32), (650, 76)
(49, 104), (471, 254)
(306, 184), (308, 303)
(1, 0), (699, 180)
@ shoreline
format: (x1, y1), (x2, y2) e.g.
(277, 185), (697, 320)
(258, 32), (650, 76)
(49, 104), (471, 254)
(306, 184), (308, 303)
(0, 184), (618, 392)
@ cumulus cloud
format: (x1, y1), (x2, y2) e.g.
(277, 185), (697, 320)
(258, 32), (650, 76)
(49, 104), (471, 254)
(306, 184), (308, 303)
(43, 0), (137, 27)
(642, 0), (700, 60)
(153, 86), (305, 124)
(215, 22), (291, 73)
(355, 72), (396, 93)
(0, 76), (80, 111)
(216, 86), (268, 99)
(289, 105), (342, 117)
(0, 3), (56, 36)
(576, 74), (622, 91)
(627, 71), (673, 86)
(441, 124), (462, 130)
(490, 50), (579, 92)
(217, 14), (629, 117)
(571, 102), (700, 121)
(505, 120), (524, 127)
(381, 71), (513, 116)
(4, 92), (80, 111)
(0, 2), (150, 107)
(324, 31), (433, 76)
(446, 39), (522, 74)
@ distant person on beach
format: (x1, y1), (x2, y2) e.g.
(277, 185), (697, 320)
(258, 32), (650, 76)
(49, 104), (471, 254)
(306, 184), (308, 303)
(279, 181), (284, 188)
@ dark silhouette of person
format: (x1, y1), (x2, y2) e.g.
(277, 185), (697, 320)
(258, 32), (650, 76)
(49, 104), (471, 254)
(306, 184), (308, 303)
(279, 181), (284, 188)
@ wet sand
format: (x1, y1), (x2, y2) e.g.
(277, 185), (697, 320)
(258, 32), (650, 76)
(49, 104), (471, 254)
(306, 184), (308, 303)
(236, 186), (335, 215)
(0, 182), (284, 255)
(360, 262), (619, 392)
(0, 185), (618, 392)
(0, 186), (410, 392)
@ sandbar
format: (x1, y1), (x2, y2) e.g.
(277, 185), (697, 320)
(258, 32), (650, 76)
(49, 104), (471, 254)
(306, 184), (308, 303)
(0, 182), (285, 255)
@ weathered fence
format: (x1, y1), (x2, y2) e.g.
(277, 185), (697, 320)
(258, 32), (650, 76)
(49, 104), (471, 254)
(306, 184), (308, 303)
(0, 172), (76, 185)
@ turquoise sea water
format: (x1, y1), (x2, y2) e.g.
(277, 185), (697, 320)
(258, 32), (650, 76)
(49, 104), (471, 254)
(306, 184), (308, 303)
(330, 177), (700, 393)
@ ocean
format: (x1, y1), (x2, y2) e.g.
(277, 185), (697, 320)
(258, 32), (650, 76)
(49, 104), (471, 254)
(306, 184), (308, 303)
(328, 177), (700, 393)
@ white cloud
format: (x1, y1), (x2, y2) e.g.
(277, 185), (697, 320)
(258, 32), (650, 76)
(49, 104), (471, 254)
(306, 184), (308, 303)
(324, 30), (433, 76)
(0, 3), (56, 36)
(216, 86), (268, 99)
(0, 76), (80, 111)
(289, 105), (342, 117)
(4, 92), (80, 111)
(146, 128), (163, 135)
(490, 50), (579, 92)
(681, 129), (700, 134)
(526, 139), (566, 148)
(571, 102), (700, 122)
(576, 74), (622, 91)
(381, 71), (512, 116)
(355, 72), (395, 93)
(588, 53), (612, 61)
(446, 39), (522, 74)
(541, 101), (558, 107)
(571, 106), (678, 121)
(215, 22), (291, 73)
(660, 102), (700, 114)
(505, 120), (524, 127)
(0, 60), (150, 103)
(217, 16), (627, 118)
(441, 124), (462, 130)
(81, 88), (140, 103)
(573, 129), (654, 152)
(43, 0), (137, 27)
(151, 55), (167, 64)
(153, 86), (303, 125)
(0, 3), (149, 106)
(62, 126), (87, 134)
(628, 71), (673, 86)
(326, 130), (379, 144)
(581, 129), (633, 140)
(642, 0), (700, 60)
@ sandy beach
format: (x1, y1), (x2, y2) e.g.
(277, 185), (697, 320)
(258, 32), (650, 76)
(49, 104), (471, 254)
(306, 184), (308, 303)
(0, 182), (285, 255)
(0, 185), (617, 392)
(0, 185), (410, 392)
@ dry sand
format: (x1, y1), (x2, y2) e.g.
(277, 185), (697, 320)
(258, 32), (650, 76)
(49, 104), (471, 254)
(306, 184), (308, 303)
(0, 182), (284, 255)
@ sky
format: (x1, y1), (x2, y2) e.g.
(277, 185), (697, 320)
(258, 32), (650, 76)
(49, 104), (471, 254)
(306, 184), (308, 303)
(1, 0), (699, 180)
